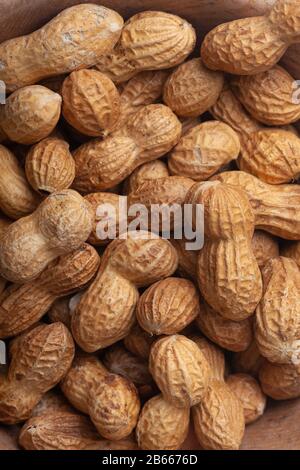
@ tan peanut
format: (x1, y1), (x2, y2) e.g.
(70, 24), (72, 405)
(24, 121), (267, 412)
(201, 0), (300, 75)
(196, 301), (253, 352)
(31, 390), (74, 418)
(124, 324), (155, 360)
(137, 277), (200, 335)
(0, 4), (124, 91)
(48, 297), (72, 329)
(25, 137), (76, 193)
(96, 11), (196, 83)
(259, 360), (300, 400)
(163, 58), (223, 117)
(136, 394), (190, 450)
(124, 160), (169, 194)
(281, 241), (300, 267)
(62, 69), (120, 136)
(0, 244), (100, 338)
(231, 65), (300, 125)
(72, 104), (181, 192)
(233, 341), (264, 378)
(0, 189), (93, 283)
(192, 379), (245, 450)
(189, 334), (225, 381)
(0, 86), (62, 145)
(168, 121), (240, 180)
(0, 322), (74, 424)
(170, 238), (198, 282)
(186, 181), (262, 320)
(71, 231), (178, 352)
(0, 145), (40, 219)
(255, 257), (300, 365)
(252, 230), (279, 268)
(212, 171), (300, 240)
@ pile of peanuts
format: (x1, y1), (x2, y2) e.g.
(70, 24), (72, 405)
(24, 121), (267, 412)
(0, 1), (299, 451)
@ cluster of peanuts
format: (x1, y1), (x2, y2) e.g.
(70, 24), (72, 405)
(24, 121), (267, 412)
(0, 1), (300, 451)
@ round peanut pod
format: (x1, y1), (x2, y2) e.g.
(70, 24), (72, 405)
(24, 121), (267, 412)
(123, 324), (155, 360)
(233, 341), (264, 378)
(124, 160), (169, 194)
(255, 257), (300, 365)
(251, 230), (279, 268)
(88, 373), (140, 441)
(259, 360), (300, 400)
(231, 65), (300, 126)
(0, 4), (124, 92)
(149, 335), (210, 408)
(136, 394), (190, 450)
(25, 137), (75, 193)
(168, 121), (240, 181)
(281, 241), (300, 267)
(226, 373), (266, 424)
(62, 70), (120, 136)
(137, 277), (200, 335)
(96, 11), (196, 83)
(196, 301), (253, 352)
(0, 86), (62, 145)
(0, 189), (93, 283)
(163, 58), (224, 117)
(192, 379), (245, 450)
(189, 334), (225, 381)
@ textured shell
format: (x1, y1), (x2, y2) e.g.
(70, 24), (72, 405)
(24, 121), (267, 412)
(192, 379), (245, 450)
(251, 230), (279, 268)
(239, 129), (300, 184)
(124, 324), (155, 359)
(25, 137), (75, 193)
(103, 344), (152, 386)
(84, 192), (127, 245)
(62, 69), (120, 136)
(281, 241), (300, 267)
(0, 86), (62, 145)
(48, 297), (72, 328)
(0, 244), (100, 338)
(233, 341), (263, 378)
(149, 335), (210, 408)
(19, 412), (101, 450)
(0, 145), (39, 219)
(189, 335), (225, 381)
(170, 238), (198, 282)
(212, 171), (300, 240)
(186, 181), (262, 320)
(61, 355), (108, 415)
(95, 11), (196, 83)
(226, 373), (266, 424)
(124, 159), (169, 194)
(259, 360), (300, 400)
(201, 16), (287, 75)
(196, 302), (253, 352)
(88, 373), (140, 440)
(71, 232), (178, 352)
(231, 65), (300, 125)
(137, 277), (200, 335)
(168, 121), (240, 180)
(31, 390), (73, 418)
(0, 189), (93, 283)
(72, 104), (182, 192)
(0, 216), (11, 239)
(0, 4), (124, 91)
(255, 257), (300, 365)
(163, 58), (224, 117)
(136, 394), (190, 450)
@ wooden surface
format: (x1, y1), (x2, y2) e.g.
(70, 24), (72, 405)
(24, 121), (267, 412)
(0, 0), (300, 451)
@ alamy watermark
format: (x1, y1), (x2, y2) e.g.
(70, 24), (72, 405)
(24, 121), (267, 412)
(0, 80), (5, 104)
(292, 80), (300, 104)
(0, 340), (6, 365)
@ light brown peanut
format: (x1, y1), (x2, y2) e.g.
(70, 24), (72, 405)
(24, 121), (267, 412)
(251, 230), (279, 268)
(259, 360), (300, 400)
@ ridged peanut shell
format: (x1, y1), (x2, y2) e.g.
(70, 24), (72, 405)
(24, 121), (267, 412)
(226, 373), (266, 424)
(31, 390), (73, 418)
(149, 335), (210, 408)
(104, 344), (152, 386)
(0, 4), (124, 91)
(25, 137), (75, 193)
(189, 334), (225, 381)
(170, 238), (198, 282)
(233, 341), (264, 378)
(136, 394), (190, 450)
(259, 360), (300, 400)
(48, 297), (72, 329)
(124, 159), (169, 194)
(251, 230), (279, 268)
(192, 379), (245, 450)
(0, 86), (62, 145)
(62, 69), (120, 136)
(163, 58), (223, 117)
(168, 121), (240, 180)
(88, 373), (140, 440)
(124, 324), (155, 360)
(231, 66), (300, 125)
(137, 277), (200, 335)
(196, 302), (253, 352)
(281, 241), (300, 267)
(255, 257), (300, 365)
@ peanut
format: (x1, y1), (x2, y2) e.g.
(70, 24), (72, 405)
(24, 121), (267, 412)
(189, 334), (225, 381)
(251, 230), (279, 268)
(0, 189), (93, 283)
(233, 341), (264, 378)
(124, 159), (169, 194)
(123, 324), (155, 360)
(71, 231), (178, 352)
(201, 0), (300, 75)
(72, 104), (181, 192)
(170, 238), (198, 282)
(0, 4), (124, 91)
(0, 86), (62, 145)
(96, 11), (196, 83)
(30, 390), (74, 418)
(48, 297), (72, 329)
(259, 360), (300, 400)
(0, 215), (11, 238)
